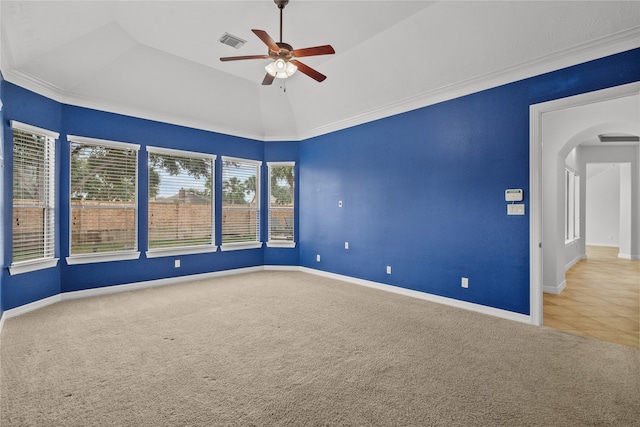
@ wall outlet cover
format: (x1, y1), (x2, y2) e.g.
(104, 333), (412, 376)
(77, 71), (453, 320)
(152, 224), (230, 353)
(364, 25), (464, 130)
(507, 204), (525, 215)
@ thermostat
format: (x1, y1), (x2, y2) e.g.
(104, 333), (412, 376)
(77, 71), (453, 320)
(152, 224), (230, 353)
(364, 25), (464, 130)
(505, 189), (523, 202)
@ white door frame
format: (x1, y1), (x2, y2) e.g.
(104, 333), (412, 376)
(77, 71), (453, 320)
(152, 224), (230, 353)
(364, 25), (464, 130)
(529, 81), (640, 326)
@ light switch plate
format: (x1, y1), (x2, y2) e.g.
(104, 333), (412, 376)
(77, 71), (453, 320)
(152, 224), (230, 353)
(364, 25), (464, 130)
(507, 204), (525, 215)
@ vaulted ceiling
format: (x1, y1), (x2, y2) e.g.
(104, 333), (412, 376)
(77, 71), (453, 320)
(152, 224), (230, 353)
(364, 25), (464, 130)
(2, 1), (639, 141)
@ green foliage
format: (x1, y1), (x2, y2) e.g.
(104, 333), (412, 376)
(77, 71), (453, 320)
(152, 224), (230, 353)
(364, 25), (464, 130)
(70, 144), (137, 202)
(149, 153), (212, 199)
(223, 176), (249, 204)
(12, 130), (46, 201)
(270, 165), (294, 205)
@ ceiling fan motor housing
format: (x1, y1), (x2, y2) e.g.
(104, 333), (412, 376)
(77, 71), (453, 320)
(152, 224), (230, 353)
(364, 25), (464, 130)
(273, 42), (294, 60)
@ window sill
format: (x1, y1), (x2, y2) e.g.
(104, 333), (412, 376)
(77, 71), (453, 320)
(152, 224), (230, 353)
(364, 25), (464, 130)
(266, 241), (296, 248)
(146, 245), (218, 258)
(9, 258), (59, 275)
(66, 251), (141, 265)
(220, 242), (263, 252)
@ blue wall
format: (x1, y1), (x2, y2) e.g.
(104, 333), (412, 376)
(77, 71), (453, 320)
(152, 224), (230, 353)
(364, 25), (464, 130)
(2, 48), (639, 315)
(299, 48), (640, 315)
(1, 82), (63, 309)
(0, 72), (4, 320)
(1, 85), (299, 309)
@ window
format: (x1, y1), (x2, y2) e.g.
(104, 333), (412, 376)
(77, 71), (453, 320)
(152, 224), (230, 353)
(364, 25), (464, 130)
(10, 121), (58, 274)
(565, 167), (580, 242)
(147, 147), (216, 257)
(221, 157), (261, 250)
(67, 136), (140, 263)
(267, 162), (295, 247)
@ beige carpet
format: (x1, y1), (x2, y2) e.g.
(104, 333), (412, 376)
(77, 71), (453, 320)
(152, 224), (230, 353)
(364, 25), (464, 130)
(1, 271), (639, 426)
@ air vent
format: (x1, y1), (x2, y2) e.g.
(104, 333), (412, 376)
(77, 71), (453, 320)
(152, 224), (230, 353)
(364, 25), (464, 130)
(598, 134), (640, 143)
(219, 33), (246, 49)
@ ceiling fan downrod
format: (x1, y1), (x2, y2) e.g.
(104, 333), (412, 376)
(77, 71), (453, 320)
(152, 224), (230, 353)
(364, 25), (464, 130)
(275, 0), (288, 43)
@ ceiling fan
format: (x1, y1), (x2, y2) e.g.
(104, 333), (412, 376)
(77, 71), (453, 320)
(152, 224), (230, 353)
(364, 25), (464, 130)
(220, 0), (335, 85)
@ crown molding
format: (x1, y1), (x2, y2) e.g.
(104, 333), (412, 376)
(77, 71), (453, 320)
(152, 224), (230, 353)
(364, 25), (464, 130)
(3, 27), (639, 143)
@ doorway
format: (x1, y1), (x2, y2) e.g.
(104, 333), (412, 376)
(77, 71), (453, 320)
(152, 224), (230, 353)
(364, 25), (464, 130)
(529, 82), (640, 334)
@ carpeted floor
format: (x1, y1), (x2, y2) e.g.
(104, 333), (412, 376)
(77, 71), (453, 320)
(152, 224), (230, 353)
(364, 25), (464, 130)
(1, 271), (639, 426)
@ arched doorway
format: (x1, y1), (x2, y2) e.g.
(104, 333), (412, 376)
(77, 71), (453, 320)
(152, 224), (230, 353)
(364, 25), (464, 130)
(529, 82), (640, 329)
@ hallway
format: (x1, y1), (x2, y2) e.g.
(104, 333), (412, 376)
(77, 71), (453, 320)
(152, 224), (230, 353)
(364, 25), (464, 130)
(543, 246), (639, 348)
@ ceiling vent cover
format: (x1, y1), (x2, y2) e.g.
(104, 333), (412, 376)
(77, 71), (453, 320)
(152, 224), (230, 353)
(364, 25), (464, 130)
(219, 33), (246, 49)
(598, 134), (640, 143)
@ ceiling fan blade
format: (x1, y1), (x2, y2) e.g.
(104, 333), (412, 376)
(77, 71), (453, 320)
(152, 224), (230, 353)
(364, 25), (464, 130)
(220, 55), (270, 62)
(252, 29), (280, 52)
(292, 45), (335, 58)
(290, 60), (327, 82)
(262, 73), (275, 86)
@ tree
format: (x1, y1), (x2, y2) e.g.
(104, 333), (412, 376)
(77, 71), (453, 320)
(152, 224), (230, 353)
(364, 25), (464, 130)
(70, 145), (137, 202)
(245, 175), (257, 204)
(223, 177), (248, 204)
(148, 153), (212, 199)
(270, 165), (294, 205)
(71, 149), (214, 201)
(12, 130), (46, 201)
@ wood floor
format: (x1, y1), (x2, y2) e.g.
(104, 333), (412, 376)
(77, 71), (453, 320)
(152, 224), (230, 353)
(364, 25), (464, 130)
(543, 246), (640, 348)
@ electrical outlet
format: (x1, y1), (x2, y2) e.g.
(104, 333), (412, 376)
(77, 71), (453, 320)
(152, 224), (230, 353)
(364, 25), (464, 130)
(461, 277), (468, 288)
(345, 242), (349, 249)
(386, 266), (392, 274)
(316, 254), (321, 262)
(175, 259), (181, 268)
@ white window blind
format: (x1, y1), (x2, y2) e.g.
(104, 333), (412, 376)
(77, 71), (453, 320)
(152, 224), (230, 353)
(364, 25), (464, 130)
(11, 122), (58, 264)
(221, 157), (261, 245)
(147, 147), (215, 251)
(69, 136), (139, 256)
(267, 162), (295, 243)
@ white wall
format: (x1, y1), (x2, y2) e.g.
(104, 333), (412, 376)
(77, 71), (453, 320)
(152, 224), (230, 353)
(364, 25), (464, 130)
(620, 163), (632, 258)
(586, 164), (620, 247)
(580, 146), (638, 259)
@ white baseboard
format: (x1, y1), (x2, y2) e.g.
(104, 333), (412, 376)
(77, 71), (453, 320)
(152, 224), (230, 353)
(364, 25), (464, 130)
(565, 255), (582, 271)
(543, 280), (566, 295)
(0, 294), (63, 344)
(585, 242), (619, 248)
(0, 266), (264, 341)
(0, 265), (534, 341)
(62, 266), (264, 302)
(263, 265), (300, 271)
(299, 267), (531, 325)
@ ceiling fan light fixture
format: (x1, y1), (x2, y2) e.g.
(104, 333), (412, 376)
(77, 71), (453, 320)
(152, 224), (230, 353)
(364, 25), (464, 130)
(265, 58), (297, 79)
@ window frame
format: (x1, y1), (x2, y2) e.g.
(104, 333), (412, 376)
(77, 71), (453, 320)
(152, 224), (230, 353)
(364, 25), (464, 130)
(66, 135), (141, 265)
(146, 146), (217, 258)
(220, 156), (262, 252)
(564, 167), (580, 244)
(266, 161), (296, 248)
(9, 121), (59, 275)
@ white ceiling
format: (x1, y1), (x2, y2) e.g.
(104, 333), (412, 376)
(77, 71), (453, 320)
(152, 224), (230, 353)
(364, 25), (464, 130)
(2, 1), (639, 141)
